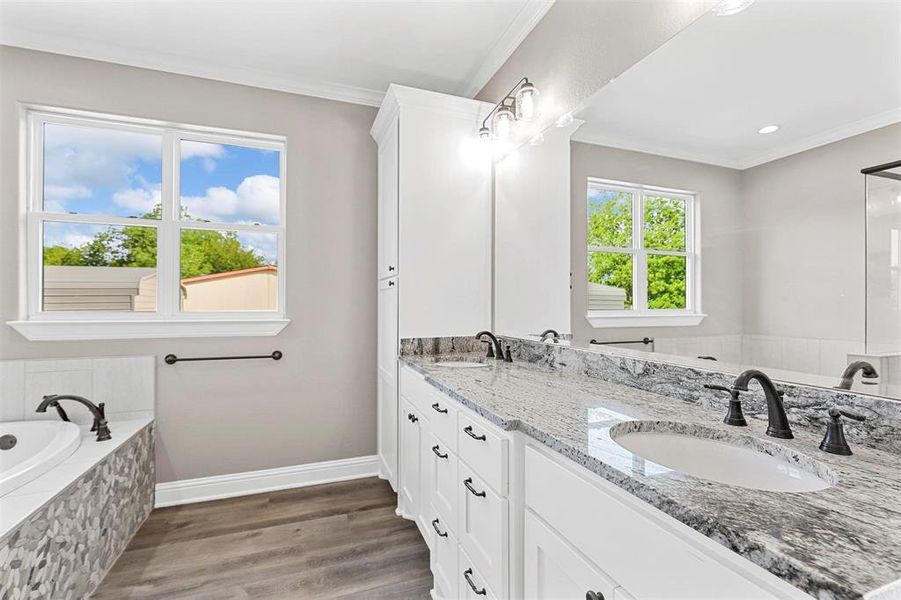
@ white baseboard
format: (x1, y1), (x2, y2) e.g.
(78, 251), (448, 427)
(154, 454), (380, 508)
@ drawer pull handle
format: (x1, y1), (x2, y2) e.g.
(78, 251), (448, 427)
(408, 413), (418, 423)
(432, 445), (448, 459)
(463, 477), (486, 498)
(431, 518), (448, 538)
(388, 265), (395, 271)
(388, 280), (395, 287)
(464, 568), (487, 596)
(586, 592), (605, 600)
(463, 425), (486, 441)
(431, 402), (448, 414)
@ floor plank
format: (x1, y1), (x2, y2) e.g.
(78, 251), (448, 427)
(93, 477), (432, 599)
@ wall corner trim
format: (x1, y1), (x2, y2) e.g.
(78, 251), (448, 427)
(154, 455), (380, 508)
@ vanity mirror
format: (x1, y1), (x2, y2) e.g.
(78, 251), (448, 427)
(492, 0), (901, 399)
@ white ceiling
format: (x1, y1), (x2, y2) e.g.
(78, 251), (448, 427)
(0, 0), (553, 107)
(574, 0), (901, 170)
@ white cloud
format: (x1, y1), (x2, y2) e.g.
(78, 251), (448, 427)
(238, 231), (278, 264)
(44, 124), (161, 190)
(180, 140), (225, 159)
(44, 184), (92, 202)
(181, 174), (279, 224)
(113, 186), (162, 214)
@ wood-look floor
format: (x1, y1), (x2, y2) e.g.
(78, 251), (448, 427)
(93, 477), (432, 599)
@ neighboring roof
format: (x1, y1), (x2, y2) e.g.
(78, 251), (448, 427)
(180, 265), (277, 285)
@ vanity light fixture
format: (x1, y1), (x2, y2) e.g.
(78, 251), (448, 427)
(758, 124), (780, 134)
(478, 77), (540, 141)
(713, 0), (755, 16)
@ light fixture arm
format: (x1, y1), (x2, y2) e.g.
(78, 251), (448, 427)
(480, 77), (530, 130)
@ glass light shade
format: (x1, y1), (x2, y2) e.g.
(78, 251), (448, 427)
(478, 126), (491, 141)
(493, 106), (515, 140)
(515, 82), (540, 121)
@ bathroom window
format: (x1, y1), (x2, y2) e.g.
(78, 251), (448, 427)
(586, 178), (704, 328)
(10, 106), (288, 340)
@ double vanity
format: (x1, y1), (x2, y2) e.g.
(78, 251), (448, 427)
(394, 337), (900, 600)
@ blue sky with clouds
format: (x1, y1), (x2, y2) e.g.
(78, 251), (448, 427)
(42, 124), (280, 263)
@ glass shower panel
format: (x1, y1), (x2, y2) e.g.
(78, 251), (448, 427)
(866, 163), (901, 357)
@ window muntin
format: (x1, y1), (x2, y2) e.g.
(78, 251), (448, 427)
(26, 108), (286, 322)
(587, 179), (697, 316)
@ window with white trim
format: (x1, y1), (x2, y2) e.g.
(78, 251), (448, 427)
(10, 106), (288, 340)
(586, 178), (703, 328)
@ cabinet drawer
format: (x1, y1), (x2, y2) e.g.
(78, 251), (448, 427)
(524, 509), (617, 600)
(428, 433), (458, 536)
(458, 463), (507, 597)
(431, 511), (458, 600)
(524, 445), (778, 600)
(458, 547), (500, 600)
(400, 365), (440, 420)
(458, 411), (508, 495)
(428, 391), (459, 452)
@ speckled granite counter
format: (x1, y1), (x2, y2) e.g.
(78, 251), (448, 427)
(401, 353), (901, 600)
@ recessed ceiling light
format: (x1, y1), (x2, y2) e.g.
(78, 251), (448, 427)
(758, 124), (780, 134)
(713, 0), (755, 16)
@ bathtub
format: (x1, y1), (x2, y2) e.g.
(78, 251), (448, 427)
(0, 421), (81, 496)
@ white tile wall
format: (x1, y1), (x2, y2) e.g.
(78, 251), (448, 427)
(0, 356), (154, 424)
(654, 333), (867, 379)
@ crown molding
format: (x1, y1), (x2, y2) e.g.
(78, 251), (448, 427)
(571, 129), (744, 169)
(458, 0), (555, 99)
(738, 107), (901, 170)
(0, 31), (385, 107)
(573, 108), (901, 171)
(371, 84), (494, 142)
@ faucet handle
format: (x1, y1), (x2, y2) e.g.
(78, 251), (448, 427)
(704, 384), (747, 426)
(480, 340), (495, 358)
(704, 384), (731, 393)
(820, 408), (866, 455)
(828, 408), (866, 422)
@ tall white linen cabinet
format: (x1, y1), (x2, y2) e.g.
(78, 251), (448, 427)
(370, 85), (493, 490)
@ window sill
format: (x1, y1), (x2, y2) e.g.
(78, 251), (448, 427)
(7, 318), (291, 341)
(585, 312), (706, 329)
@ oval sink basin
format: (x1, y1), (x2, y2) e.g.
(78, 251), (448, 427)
(432, 361), (489, 369)
(609, 421), (836, 493)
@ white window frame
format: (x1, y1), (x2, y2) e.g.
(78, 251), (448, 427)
(8, 105), (290, 341)
(586, 177), (705, 329)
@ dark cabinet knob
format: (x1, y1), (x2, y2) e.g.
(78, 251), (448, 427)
(388, 265), (395, 271)
(388, 280), (395, 287)
(586, 592), (604, 600)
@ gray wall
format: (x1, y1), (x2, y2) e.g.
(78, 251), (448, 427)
(740, 123), (901, 344)
(570, 141), (744, 346)
(0, 46), (379, 483)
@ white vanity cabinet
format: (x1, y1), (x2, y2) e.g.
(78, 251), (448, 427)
(399, 365), (816, 600)
(371, 85), (493, 491)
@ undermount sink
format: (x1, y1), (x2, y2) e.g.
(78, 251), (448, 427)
(609, 421), (836, 493)
(432, 361), (489, 369)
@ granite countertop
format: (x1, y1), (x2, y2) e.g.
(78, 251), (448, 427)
(401, 353), (901, 600)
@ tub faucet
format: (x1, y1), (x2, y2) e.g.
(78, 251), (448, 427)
(37, 394), (111, 441)
(836, 361), (879, 390)
(731, 370), (793, 439)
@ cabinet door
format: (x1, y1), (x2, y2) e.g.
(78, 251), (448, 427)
(377, 278), (398, 489)
(377, 118), (399, 280)
(524, 510), (618, 600)
(399, 398), (422, 520)
(427, 433), (458, 536)
(458, 464), (507, 596)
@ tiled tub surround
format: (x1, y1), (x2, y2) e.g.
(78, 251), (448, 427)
(401, 343), (901, 598)
(0, 356), (155, 424)
(0, 420), (154, 599)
